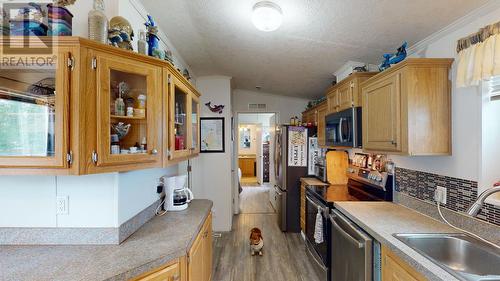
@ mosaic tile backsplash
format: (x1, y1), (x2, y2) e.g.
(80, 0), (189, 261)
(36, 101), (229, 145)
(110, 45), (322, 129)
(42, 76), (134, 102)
(395, 167), (500, 226)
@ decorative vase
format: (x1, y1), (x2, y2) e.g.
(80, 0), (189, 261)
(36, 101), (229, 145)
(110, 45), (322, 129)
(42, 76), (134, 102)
(47, 4), (73, 36)
(88, 0), (108, 43)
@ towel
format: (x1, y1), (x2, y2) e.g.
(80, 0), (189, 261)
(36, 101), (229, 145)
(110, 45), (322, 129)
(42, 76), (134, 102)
(314, 207), (324, 244)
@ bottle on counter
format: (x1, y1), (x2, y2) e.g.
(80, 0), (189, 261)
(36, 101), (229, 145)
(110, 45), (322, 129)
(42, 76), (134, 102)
(141, 137), (147, 152)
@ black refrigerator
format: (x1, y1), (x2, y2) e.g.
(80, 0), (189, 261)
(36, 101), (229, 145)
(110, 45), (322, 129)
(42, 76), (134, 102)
(274, 125), (316, 232)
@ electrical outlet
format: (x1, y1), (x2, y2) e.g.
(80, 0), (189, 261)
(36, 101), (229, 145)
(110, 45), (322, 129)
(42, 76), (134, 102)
(56, 196), (69, 215)
(434, 186), (447, 204)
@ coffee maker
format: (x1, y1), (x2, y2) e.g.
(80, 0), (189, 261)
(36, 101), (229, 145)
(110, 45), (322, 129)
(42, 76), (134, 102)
(165, 175), (194, 211)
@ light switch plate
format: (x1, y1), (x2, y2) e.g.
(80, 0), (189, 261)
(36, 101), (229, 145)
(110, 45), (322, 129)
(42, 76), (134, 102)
(56, 196), (69, 215)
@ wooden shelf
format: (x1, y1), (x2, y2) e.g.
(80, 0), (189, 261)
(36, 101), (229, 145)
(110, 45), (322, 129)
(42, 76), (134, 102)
(110, 115), (146, 120)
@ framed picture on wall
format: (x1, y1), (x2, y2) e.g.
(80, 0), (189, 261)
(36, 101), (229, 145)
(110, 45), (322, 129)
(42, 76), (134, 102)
(200, 117), (225, 153)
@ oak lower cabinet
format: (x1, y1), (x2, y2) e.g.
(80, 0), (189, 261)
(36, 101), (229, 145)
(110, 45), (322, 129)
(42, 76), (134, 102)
(132, 258), (184, 281)
(300, 182), (306, 232)
(0, 37), (201, 175)
(382, 246), (427, 281)
(188, 213), (213, 281)
(362, 58), (453, 156)
(133, 213), (212, 281)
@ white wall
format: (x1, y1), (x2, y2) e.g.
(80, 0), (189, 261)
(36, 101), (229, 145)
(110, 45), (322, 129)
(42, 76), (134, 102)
(190, 76), (233, 231)
(232, 89), (308, 124)
(481, 83), (500, 200)
(0, 0), (188, 228)
(391, 2), (500, 186)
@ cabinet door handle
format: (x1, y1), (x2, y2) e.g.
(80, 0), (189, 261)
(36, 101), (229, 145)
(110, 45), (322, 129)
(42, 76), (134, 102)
(391, 140), (397, 145)
(151, 149), (158, 155)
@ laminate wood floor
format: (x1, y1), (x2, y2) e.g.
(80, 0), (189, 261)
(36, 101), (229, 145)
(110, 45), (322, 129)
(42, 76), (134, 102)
(212, 213), (321, 281)
(239, 186), (274, 214)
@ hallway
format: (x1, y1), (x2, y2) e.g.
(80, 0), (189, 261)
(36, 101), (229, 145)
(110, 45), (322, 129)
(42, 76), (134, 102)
(239, 185), (274, 214)
(211, 185), (321, 281)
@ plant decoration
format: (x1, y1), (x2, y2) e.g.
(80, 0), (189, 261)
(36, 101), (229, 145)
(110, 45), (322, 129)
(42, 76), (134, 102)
(205, 102), (225, 114)
(379, 42), (407, 71)
(108, 16), (134, 50)
(305, 96), (327, 110)
(145, 15), (160, 57)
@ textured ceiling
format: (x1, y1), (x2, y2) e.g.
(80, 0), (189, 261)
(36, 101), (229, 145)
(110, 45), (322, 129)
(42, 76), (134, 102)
(141, 0), (488, 99)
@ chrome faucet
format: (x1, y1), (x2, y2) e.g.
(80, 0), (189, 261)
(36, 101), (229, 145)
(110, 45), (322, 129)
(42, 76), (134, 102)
(466, 186), (500, 217)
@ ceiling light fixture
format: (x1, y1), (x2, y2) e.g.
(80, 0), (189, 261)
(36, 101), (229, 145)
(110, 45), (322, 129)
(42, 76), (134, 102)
(252, 1), (283, 32)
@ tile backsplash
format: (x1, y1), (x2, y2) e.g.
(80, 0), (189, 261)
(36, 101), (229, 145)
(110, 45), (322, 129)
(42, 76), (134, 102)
(395, 167), (500, 226)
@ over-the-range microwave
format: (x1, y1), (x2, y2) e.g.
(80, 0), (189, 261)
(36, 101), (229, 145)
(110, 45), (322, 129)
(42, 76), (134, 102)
(325, 107), (362, 148)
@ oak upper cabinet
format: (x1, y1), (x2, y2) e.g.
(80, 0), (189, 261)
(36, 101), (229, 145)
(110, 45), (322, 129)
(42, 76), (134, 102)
(91, 51), (162, 170)
(188, 213), (212, 281)
(327, 88), (339, 112)
(316, 102), (328, 146)
(362, 59), (453, 156)
(0, 46), (73, 170)
(327, 73), (376, 113)
(382, 246), (427, 281)
(166, 72), (197, 162)
(190, 91), (200, 155)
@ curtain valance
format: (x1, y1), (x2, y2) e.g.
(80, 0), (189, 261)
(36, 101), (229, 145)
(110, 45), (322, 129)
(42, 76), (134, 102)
(456, 21), (500, 88)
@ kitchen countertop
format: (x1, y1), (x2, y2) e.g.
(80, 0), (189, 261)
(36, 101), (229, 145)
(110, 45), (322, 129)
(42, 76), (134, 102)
(0, 199), (213, 281)
(335, 201), (461, 281)
(300, 177), (329, 186)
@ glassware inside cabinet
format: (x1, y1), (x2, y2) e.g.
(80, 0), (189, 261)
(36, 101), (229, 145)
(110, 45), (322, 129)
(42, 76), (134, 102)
(174, 86), (187, 151)
(109, 69), (149, 156)
(191, 97), (199, 151)
(0, 69), (56, 157)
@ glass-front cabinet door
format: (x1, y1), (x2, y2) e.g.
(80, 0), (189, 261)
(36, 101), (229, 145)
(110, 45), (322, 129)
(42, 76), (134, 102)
(95, 54), (161, 167)
(191, 93), (200, 154)
(169, 74), (192, 160)
(0, 49), (70, 168)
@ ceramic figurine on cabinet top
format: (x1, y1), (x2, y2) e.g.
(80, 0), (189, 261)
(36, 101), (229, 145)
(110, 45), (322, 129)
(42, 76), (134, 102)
(108, 16), (134, 50)
(379, 42), (407, 71)
(145, 15), (160, 57)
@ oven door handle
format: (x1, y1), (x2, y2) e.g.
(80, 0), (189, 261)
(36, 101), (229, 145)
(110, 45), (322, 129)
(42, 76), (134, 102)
(338, 118), (344, 143)
(306, 196), (328, 214)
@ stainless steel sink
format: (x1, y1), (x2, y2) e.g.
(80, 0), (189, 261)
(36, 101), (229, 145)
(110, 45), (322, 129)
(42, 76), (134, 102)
(393, 233), (500, 281)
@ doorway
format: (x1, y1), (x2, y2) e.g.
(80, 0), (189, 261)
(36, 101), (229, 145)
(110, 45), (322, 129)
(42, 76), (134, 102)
(235, 113), (277, 214)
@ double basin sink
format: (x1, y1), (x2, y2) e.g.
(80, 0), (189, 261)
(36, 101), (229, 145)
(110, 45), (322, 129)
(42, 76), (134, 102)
(394, 233), (500, 281)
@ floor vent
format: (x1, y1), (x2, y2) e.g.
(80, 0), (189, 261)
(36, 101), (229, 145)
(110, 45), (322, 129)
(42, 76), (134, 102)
(248, 103), (267, 110)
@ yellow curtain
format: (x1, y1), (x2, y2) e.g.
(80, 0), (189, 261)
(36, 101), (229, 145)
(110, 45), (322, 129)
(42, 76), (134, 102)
(456, 22), (500, 88)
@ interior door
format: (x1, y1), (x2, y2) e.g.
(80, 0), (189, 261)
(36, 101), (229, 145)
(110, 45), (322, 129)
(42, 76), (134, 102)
(362, 73), (402, 152)
(0, 49), (71, 169)
(95, 54), (161, 167)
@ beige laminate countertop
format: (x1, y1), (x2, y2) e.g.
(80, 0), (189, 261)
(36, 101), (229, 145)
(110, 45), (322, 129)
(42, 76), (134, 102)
(300, 177), (329, 186)
(0, 199), (213, 281)
(335, 202), (461, 281)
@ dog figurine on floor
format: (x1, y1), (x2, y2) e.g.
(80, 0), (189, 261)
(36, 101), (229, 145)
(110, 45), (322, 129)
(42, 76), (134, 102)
(249, 228), (264, 256)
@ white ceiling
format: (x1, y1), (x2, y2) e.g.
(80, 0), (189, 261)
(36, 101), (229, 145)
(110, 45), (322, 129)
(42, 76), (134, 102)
(141, 0), (488, 99)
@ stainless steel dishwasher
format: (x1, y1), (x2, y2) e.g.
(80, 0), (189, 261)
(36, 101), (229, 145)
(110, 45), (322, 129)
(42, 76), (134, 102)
(330, 209), (373, 281)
